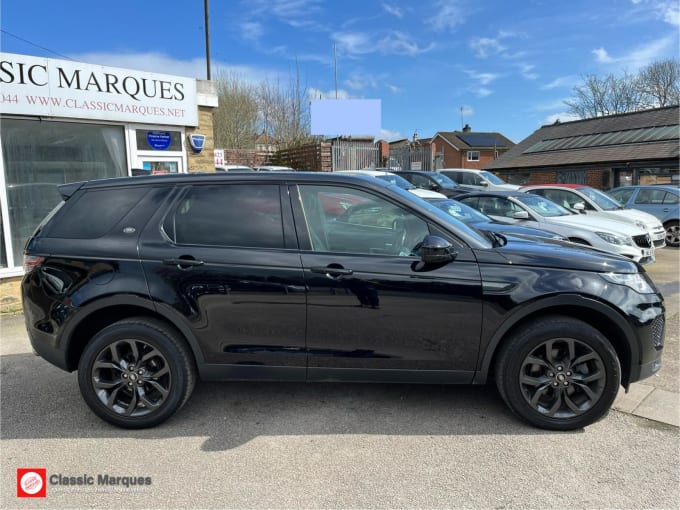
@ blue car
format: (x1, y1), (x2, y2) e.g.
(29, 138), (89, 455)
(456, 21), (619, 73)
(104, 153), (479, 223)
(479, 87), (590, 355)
(427, 198), (566, 241)
(607, 185), (680, 247)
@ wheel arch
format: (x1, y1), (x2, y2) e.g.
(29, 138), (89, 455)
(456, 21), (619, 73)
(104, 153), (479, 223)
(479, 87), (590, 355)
(62, 295), (204, 372)
(474, 295), (637, 388)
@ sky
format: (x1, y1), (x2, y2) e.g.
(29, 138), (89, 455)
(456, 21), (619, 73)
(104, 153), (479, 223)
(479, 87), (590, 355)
(1, 0), (678, 143)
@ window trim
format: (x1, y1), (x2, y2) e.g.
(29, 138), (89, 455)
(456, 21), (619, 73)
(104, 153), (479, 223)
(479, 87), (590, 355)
(467, 151), (480, 162)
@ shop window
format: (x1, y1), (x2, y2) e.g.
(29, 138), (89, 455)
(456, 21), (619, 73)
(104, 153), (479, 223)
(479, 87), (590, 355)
(135, 130), (182, 151)
(1, 119), (126, 268)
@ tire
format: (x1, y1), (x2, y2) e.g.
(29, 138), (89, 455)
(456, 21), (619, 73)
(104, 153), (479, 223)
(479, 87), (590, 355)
(78, 317), (196, 429)
(664, 220), (679, 247)
(495, 316), (620, 431)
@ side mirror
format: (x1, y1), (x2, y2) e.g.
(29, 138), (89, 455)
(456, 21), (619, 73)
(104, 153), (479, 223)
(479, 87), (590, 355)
(573, 202), (586, 213)
(480, 181), (489, 187)
(420, 235), (457, 264)
(513, 210), (530, 220)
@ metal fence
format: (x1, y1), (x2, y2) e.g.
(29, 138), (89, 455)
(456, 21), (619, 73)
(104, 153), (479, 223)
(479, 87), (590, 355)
(331, 141), (379, 171)
(389, 146), (432, 171)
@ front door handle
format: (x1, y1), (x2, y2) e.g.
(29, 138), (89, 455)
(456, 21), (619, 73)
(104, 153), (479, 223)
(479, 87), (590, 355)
(310, 266), (354, 277)
(163, 257), (204, 269)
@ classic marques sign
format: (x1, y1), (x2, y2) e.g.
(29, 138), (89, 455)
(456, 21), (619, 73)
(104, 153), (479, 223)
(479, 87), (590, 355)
(0, 52), (198, 126)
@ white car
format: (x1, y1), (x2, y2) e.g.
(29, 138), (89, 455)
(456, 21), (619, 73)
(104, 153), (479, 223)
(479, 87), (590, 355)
(436, 168), (521, 191)
(458, 191), (656, 265)
(215, 165), (254, 172)
(522, 184), (666, 248)
(337, 170), (447, 199)
(254, 165), (295, 171)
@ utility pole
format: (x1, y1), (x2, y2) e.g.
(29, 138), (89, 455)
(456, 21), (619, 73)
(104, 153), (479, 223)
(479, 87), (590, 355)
(204, 0), (211, 80)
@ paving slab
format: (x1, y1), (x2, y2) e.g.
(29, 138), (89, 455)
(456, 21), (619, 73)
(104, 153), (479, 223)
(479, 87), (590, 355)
(613, 383), (655, 414)
(632, 388), (680, 427)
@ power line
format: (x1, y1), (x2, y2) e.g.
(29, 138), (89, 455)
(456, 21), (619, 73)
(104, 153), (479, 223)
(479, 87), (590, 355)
(0, 29), (74, 61)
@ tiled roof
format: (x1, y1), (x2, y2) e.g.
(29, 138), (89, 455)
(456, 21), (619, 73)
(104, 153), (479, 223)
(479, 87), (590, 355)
(486, 106), (679, 170)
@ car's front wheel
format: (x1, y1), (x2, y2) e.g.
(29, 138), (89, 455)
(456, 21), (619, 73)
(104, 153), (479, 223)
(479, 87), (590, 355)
(78, 317), (196, 428)
(495, 316), (620, 430)
(664, 220), (679, 247)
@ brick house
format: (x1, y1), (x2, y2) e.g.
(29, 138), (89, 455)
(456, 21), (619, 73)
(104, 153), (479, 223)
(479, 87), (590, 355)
(485, 106), (680, 189)
(430, 125), (515, 169)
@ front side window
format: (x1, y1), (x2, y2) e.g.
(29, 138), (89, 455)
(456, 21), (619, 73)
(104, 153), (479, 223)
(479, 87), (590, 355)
(474, 197), (523, 218)
(467, 151), (480, 161)
(164, 185), (284, 249)
(517, 194), (571, 217)
(298, 185), (429, 256)
(609, 189), (634, 204)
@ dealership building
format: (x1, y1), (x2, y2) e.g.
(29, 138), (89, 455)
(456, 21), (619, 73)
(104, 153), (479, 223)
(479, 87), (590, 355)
(0, 52), (218, 310)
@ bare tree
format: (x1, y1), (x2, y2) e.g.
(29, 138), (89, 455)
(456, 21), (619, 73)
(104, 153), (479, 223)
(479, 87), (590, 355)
(637, 59), (680, 108)
(564, 72), (641, 118)
(212, 69), (259, 149)
(564, 58), (679, 119)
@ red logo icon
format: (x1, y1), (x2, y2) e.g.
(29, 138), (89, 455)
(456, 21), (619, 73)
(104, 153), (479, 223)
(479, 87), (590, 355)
(17, 468), (47, 498)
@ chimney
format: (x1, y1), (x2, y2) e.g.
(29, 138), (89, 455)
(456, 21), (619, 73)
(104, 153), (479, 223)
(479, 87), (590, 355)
(463, 124), (471, 133)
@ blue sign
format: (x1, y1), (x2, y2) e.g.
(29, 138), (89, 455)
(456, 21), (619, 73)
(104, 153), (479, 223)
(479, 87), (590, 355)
(147, 131), (172, 150)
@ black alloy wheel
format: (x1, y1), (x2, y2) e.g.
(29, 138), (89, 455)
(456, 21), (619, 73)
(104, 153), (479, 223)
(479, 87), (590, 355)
(495, 316), (620, 430)
(78, 318), (196, 428)
(665, 220), (679, 247)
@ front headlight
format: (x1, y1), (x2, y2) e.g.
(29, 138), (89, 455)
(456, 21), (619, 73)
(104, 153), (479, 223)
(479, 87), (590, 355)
(600, 272), (655, 294)
(595, 231), (633, 246)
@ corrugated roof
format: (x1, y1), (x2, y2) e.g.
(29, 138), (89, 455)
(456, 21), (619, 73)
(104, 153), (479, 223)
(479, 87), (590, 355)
(486, 106), (679, 170)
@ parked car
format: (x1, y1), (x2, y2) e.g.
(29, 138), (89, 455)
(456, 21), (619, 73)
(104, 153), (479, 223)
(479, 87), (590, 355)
(336, 170), (447, 199)
(393, 171), (468, 198)
(254, 166), (295, 172)
(522, 184), (666, 248)
(22, 173), (664, 431)
(426, 198), (567, 241)
(436, 168), (521, 191)
(457, 191), (656, 265)
(215, 165), (254, 172)
(607, 185), (680, 247)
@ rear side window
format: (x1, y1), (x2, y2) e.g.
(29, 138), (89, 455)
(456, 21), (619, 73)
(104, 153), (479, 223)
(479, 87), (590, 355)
(47, 187), (149, 238)
(163, 184), (284, 249)
(636, 189), (666, 204)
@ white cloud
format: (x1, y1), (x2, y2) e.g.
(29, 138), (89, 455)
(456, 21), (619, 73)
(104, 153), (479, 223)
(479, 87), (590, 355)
(386, 84), (401, 94)
(469, 37), (507, 58)
(69, 51), (279, 83)
(662, 2), (680, 25)
(308, 87), (354, 100)
(632, 0), (680, 26)
(541, 76), (577, 90)
(426, 0), (467, 32)
(334, 31), (433, 56)
(464, 70), (500, 85)
(241, 21), (264, 42)
(475, 87), (493, 98)
(592, 35), (676, 70)
(379, 128), (403, 141)
(382, 3), (404, 18)
(592, 47), (614, 63)
(519, 63), (538, 80)
(543, 112), (582, 125)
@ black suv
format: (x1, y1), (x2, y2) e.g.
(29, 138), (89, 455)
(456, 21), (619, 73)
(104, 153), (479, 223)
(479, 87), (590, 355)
(22, 173), (665, 430)
(394, 170), (468, 198)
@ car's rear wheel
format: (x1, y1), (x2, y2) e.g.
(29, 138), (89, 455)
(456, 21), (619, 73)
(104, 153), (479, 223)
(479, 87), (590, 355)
(495, 316), (620, 430)
(78, 317), (196, 428)
(664, 220), (679, 247)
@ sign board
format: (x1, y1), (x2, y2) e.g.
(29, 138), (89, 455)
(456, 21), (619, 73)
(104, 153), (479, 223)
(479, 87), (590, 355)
(214, 149), (225, 166)
(0, 52), (198, 126)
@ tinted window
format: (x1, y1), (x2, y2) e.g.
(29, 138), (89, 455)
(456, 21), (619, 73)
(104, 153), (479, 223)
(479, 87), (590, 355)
(164, 185), (284, 249)
(49, 187), (149, 238)
(636, 189), (666, 204)
(299, 185), (429, 256)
